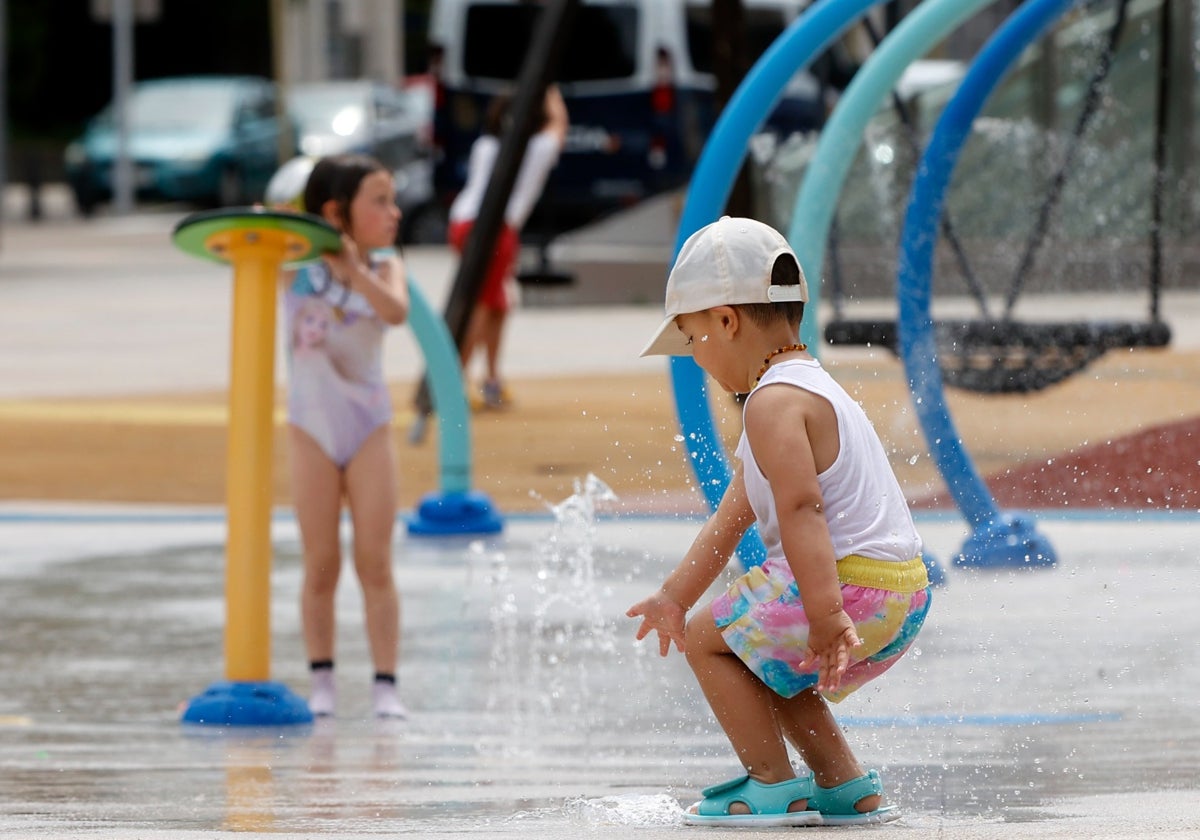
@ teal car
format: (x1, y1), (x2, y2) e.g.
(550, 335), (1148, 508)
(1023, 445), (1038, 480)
(64, 75), (287, 215)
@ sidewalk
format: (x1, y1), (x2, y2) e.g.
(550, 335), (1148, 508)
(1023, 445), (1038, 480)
(1, 200), (1199, 515)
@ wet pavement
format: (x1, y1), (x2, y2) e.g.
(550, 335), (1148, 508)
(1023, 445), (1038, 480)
(3, 200), (1200, 837)
(2, 496), (1199, 839)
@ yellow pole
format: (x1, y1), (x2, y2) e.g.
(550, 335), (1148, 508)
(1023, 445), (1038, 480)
(175, 210), (332, 725)
(222, 234), (283, 682)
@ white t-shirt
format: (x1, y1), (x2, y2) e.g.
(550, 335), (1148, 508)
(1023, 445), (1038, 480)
(448, 130), (563, 229)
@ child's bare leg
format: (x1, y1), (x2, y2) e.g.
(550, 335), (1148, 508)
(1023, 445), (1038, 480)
(772, 688), (881, 814)
(685, 608), (806, 813)
(290, 427), (345, 663)
(483, 308), (506, 383)
(459, 305), (487, 378)
(345, 427), (400, 675)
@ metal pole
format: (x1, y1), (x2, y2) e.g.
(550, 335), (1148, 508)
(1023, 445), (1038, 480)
(0, 0), (7, 241)
(111, 0), (135, 214)
(270, 0), (294, 163)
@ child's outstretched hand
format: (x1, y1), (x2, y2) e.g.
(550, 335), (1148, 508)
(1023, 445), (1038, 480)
(626, 591), (686, 657)
(797, 610), (862, 693)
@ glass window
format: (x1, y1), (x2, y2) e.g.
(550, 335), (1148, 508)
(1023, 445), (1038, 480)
(685, 7), (788, 74)
(463, 4), (638, 82)
(102, 82), (240, 131)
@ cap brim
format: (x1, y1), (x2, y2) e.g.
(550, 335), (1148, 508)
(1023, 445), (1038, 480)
(640, 314), (692, 357)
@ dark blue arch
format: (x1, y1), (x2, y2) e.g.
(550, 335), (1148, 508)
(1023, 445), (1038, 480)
(895, 0), (1083, 567)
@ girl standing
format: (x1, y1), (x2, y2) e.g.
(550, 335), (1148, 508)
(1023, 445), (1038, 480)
(282, 153), (410, 718)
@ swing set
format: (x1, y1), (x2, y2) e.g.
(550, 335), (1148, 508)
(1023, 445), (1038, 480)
(823, 0), (1172, 394)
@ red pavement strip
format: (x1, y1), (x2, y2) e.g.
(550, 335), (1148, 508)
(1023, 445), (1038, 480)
(913, 415), (1200, 511)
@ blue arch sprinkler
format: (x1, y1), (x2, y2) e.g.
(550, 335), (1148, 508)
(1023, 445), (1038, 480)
(787, 0), (1051, 571)
(404, 274), (503, 535)
(893, 0), (1087, 569)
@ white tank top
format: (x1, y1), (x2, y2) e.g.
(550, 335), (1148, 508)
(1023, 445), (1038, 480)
(736, 359), (922, 568)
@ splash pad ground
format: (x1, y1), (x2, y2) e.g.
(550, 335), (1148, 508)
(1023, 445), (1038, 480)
(1, 497), (1198, 839)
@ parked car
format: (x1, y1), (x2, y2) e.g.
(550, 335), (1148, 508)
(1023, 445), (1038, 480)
(64, 75), (287, 215)
(288, 79), (444, 243)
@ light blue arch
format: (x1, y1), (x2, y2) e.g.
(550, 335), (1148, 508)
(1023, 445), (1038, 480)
(405, 276), (503, 535)
(670, 0), (895, 567)
(788, 0), (999, 353)
(895, 0), (1080, 567)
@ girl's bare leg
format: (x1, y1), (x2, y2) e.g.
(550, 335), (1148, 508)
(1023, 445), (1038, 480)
(684, 608), (806, 814)
(344, 426), (399, 676)
(289, 426), (345, 664)
(460, 305), (487, 381)
(482, 307), (506, 383)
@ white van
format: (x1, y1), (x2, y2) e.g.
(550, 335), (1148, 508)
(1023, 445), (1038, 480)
(428, 0), (824, 232)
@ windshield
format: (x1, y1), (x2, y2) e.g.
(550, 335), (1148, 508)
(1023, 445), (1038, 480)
(100, 82), (242, 131)
(290, 87), (370, 130)
(463, 4), (638, 82)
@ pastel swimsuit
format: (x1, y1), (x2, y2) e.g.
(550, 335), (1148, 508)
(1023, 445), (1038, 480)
(711, 359), (932, 702)
(285, 261), (392, 468)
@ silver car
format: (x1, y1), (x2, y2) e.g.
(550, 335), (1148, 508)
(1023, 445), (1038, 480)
(288, 79), (443, 242)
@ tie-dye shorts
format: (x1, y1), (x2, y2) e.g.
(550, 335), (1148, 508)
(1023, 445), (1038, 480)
(710, 555), (931, 702)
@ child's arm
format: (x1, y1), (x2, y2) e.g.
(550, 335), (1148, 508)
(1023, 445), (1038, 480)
(542, 84), (569, 145)
(743, 384), (861, 693)
(323, 235), (410, 325)
(626, 465), (755, 656)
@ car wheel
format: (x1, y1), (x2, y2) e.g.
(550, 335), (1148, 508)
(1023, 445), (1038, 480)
(401, 202), (448, 245)
(216, 165), (245, 207)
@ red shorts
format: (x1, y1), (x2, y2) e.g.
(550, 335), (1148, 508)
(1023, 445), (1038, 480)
(448, 220), (519, 312)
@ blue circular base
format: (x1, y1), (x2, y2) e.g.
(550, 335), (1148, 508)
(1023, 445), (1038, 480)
(955, 514), (1057, 570)
(407, 490), (504, 536)
(181, 680), (313, 726)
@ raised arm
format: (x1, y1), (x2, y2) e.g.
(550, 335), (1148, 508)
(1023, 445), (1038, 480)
(542, 84), (569, 145)
(323, 237), (410, 326)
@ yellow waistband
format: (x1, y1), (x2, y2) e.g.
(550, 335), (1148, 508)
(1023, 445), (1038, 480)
(837, 554), (929, 593)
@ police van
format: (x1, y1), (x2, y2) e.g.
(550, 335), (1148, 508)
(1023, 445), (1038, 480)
(428, 0), (825, 233)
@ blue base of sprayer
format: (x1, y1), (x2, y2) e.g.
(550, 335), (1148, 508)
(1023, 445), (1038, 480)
(181, 680), (314, 727)
(407, 490), (504, 536)
(923, 553), (947, 586)
(954, 513), (1057, 570)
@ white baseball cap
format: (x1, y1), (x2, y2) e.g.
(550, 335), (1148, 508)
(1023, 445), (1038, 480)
(640, 216), (809, 357)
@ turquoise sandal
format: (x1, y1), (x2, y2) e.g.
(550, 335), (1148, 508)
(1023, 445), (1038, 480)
(683, 774), (822, 827)
(808, 769), (900, 826)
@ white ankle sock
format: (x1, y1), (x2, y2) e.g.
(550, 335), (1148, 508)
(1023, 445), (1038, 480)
(308, 669), (336, 717)
(372, 679), (408, 719)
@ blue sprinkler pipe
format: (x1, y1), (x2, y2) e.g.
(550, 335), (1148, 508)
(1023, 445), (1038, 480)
(405, 275), (502, 535)
(895, 0), (1084, 569)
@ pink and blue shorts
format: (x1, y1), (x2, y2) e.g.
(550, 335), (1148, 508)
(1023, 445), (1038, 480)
(711, 555), (931, 702)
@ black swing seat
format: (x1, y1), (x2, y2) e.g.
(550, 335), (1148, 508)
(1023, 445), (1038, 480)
(824, 318), (1172, 394)
(517, 266), (576, 287)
